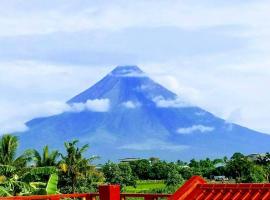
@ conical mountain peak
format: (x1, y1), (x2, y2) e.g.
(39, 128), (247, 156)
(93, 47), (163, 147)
(67, 65), (175, 104)
(19, 65), (270, 162)
(110, 65), (144, 76)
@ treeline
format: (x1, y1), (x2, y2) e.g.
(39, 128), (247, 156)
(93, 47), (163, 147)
(1, 133), (270, 196)
(102, 153), (270, 192)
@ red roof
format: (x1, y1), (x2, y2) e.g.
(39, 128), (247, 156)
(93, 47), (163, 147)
(169, 176), (270, 200)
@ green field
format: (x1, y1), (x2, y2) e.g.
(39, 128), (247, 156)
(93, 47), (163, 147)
(125, 180), (166, 193)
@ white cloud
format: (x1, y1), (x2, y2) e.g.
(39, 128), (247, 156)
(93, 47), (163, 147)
(68, 99), (110, 113)
(118, 139), (189, 151)
(113, 71), (146, 77)
(150, 74), (201, 103)
(110, 66), (146, 78)
(177, 125), (215, 134)
(143, 58), (270, 134)
(0, 122), (29, 134)
(153, 96), (191, 108)
(0, 100), (70, 134)
(69, 103), (85, 112)
(0, 98), (110, 134)
(84, 99), (110, 112)
(122, 101), (140, 109)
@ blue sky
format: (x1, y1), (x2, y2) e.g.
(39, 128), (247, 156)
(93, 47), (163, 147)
(1, 0), (270, 134)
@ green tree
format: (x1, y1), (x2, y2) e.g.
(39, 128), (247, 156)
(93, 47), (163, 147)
(130, 159), (151, 180)
(0, 134), (58, 196)
(242, 164), (266, 183)
(0, 135), (31, 168)
(176, 160), (187, 166)
(188, 158), (216, 178)
(255, 153), (270, 166)
(102, 162), (136, 188)
(178, 166), (193, 180)
(118, 163), (136, 187)
(225, 152), (266, 183)
(102, 161), (121, 184)
(165, 169), (184, 187)
(59, 140), (97, 193)
(226, 153), (249, 182)
(150, 161), (169, 180)
(149, 157), (160, 165)
(25, 146), (60, 184)
(263, 164), (270, 182)
(31, 145), (59, 167)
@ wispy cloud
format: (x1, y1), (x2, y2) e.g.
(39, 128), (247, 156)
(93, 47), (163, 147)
(0, 1), (269, 36)
(177, 125), (215, 134)
(153, 96), (190, 108)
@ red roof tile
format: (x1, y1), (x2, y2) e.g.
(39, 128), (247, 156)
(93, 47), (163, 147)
(169, 176), (270, 200)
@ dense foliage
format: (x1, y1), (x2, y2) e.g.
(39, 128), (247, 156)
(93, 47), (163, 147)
(1, 134), (270, 196)
(0, 134), (102, 196)
(102, 154), (270, 191)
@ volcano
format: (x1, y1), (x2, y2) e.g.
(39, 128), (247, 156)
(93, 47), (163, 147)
(18, 66), (270, 161)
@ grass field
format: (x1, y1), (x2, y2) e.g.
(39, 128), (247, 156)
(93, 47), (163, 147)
(125, 180), (166, 193)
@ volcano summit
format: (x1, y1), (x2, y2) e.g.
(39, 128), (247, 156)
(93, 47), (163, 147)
(18, 66), (270, 161)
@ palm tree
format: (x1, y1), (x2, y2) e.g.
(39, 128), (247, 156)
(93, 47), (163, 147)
(0, 134), (32, 182)
(59, 140), (97, 193)
(0, 135), (58, 196)
(31, 145), (59, 167)
(0, 134), (30, 168)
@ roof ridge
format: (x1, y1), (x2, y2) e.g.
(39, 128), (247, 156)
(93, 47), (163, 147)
(170, 176), (270, 200)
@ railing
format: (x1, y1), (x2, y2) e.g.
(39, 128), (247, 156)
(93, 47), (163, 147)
(0, 187), (172, 200)
(0, 193), (171, 200)
(6, 176), (270, 200)
(0, 193), (99, 200)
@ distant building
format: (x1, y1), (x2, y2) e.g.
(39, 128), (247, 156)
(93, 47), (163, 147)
(95, 164), (103, 170)
(214, 163), (225, 168)
(247, 153), (266, 161)
(213, 175), (229, 181)
(119, 158), (141, 163)
(149, 157), (160, 164)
